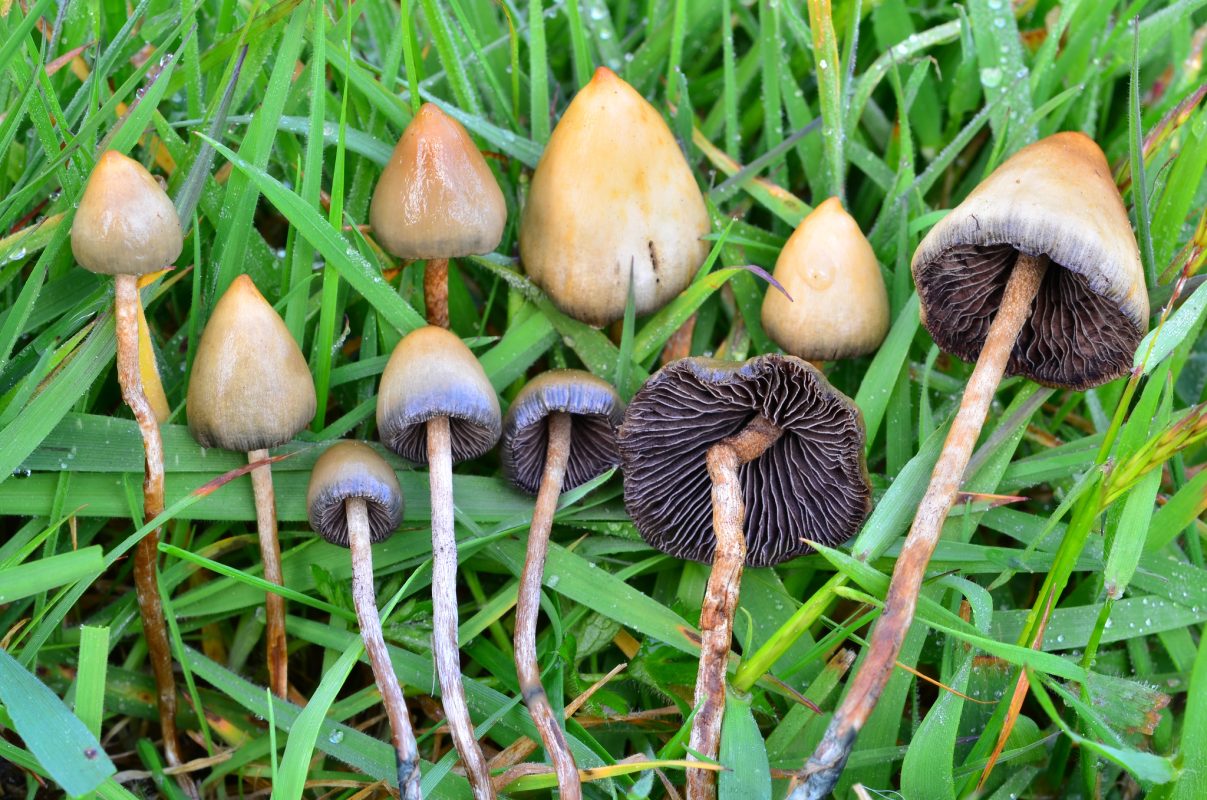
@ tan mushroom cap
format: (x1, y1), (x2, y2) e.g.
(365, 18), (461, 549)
(187, 275), (317, 452)
(762, 197), (889, 360)
(376, 326), (501, 465)
(369, 103), (507, 260)
(71, 150), (183, 276)
(912, 131), (1148, 389)
(519, 67), (711, 326)
(307, 441), (404, 547)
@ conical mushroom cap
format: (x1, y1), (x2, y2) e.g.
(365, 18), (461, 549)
(71, 150), (183, 276)
(187, 275), (317, 451)
(762, 198), (889, 360)
(519, 67), (711, 326)
(912, 131), (1148, 389)
(376, 326), (501, 464)
(307, 441), (403, 547)
(369, 103), (507, 260)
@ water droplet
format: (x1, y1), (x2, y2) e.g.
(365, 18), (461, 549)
(589, 5), (606, 20)
(994, 17), (1006, 28)
(980, 67), (1002, 88)
(818, 59), (828, 70)
(328, 730), (344, 744)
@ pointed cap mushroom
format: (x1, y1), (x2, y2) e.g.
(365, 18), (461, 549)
(71, 150), (183, 276)
(187, 275), (317, 451)
(307, 441), (404, 547)
(377, 326), (501, 464)
(519, 67), (711, 326)
(501, 370), (624, 495)
(912, 131), (1148, 390)
(369, 103), (507, 260)
(762, 197), (890, 360)
(619, 355), (871, 567)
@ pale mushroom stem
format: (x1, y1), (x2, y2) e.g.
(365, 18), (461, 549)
(688, 414), (784, 800)
(248, 449), (289, 699)
(514, 412), (581, 799)
(114, 274), (181, 767)
(794, 253), (1049, 800)
(347, 497), (423, 800)
(427, 415), (496, 800)
(425, 257), (450, 329)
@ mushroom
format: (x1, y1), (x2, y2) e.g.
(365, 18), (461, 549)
(761, 197), (890, 361)
(618, 355), (871, 800)
(187, 274), (316, 699)
(71, 149), (184, 765)
(369, 103), (507, 328)
(795, 132), (1149, 797)
(500, 370), (625, 798)
(377, 325), (501, 800)
(306, 441), (421, 799)
(519, 67), (711, 326)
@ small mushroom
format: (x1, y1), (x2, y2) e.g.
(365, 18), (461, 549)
(519, 67), (711, 326)
(500, 370), (624, 798)
(761, 197), (890, 361)
(187, 274), (317, 699)
(306, 441), (421, 799)
(370, 103), (507, 328)
(377, 326), (501, 800)
(619, 355), (871, 800)
(72, 149), (184, 766)
(796, 132), (1149, 798)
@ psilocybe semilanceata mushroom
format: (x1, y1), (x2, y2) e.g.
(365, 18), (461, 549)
(72, 149), (184, 767)
(795, 131), (1149, 800)
(188, 273), (317, 700)
(377, 325), (500, 800)
(619, 355), (872, 800)
(370, 103), (507, 329)
(500, 370), (625, 799)
(519, 67), (711, 326)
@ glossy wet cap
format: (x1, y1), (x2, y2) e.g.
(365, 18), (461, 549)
(307, 441), (403, 547)
(369, 103), (507, 260)
(618, 355), (871, 567)
(912, 131), (1148, 390)
(519, 67), (711, 326)
(762, 197), (889, 360)
(187, 275), (317, 451)
(376, 326), (501, 464)
(501, 370), (625, 495)
(72, 150), (183, 276)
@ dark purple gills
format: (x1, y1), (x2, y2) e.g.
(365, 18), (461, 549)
(618, 354), (872, 568)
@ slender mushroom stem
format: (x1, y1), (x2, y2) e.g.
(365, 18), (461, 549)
(427, 415), (496, 800)
(347, 498), (423, 800)
(794, 253), (1049, 800)
(248, 449), (288, 699)
(688, 414), (784, 800)
(115, 274), (181, 767)
(425, 257), (450, 328)
(514, 412), (581, 799)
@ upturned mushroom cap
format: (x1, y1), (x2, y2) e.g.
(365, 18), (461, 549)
(501, 370), (625, 495)
(618, 355), (871, 567)
(71, 150), (183, 276)
(519, 67), (711, 326)
(762, 197), (890, 360)
(912, 131), (1148, 390)
(376, 326), (501, 464)
(307, 441), (404, 547)
(187, 275), (317, 451)
(369, 103), (507, 260)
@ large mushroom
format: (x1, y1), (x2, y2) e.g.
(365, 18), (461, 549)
(71, 149), (184, 765)
(795, 132), (1148, 797)
(619, 355), (872, 800)
(519, 67), (711, 326)
(761, 197), (890, 361)
(500, 370), (625, 798)
(377, 325), (501, 800)
(187, 274), (317, 699)
(369, 103), (507, 328)
(307, 441), (421, 799)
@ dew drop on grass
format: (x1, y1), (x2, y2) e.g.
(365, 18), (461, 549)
(328, 729), (344, 744)
(818, 59), (828, 70)
(980, 67), (1002, 88)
